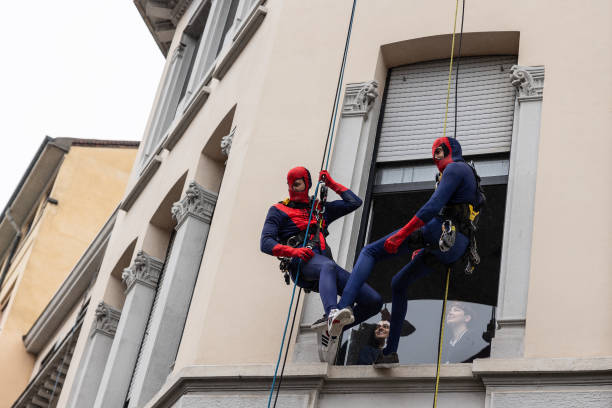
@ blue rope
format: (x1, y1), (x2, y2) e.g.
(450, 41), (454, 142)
(267, 1), (357, 406)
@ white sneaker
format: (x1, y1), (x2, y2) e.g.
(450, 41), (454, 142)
(327, 307), (354, 338)
(316, 328), (338, 363)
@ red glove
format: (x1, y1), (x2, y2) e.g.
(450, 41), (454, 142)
(272, 245), (314, 261)
(384, 216), (425, 254)
(319, 170), (347, 194)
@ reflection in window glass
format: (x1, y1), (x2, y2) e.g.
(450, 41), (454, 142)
(336, 181), (505, 365)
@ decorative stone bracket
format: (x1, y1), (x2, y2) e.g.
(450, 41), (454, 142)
(220, 127), (235, 164)
(510, 65), (544, 101)
(171, 182), (218, 228)
(342, 80), (379, 118)
(121, 251), (164, 292)
(92, 302), (121, 338)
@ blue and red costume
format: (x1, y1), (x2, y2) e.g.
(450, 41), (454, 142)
(337, 137), (481, 355)
(260, 167), (382, 327)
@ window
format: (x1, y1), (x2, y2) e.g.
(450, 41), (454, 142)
(335, 56), (517, 366)
(140, 2), (212, 166)
(140, 0), (258, 167)
(181, 0), (246, 102)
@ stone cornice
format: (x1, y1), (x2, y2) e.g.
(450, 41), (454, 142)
(134, 0), (195, 56)
(122, 251), (164, 292)
(171, 182), (218, 228)
(510, 65), (544, 102)
(92, 302), (121, 338)
(342, 81), (379, 119)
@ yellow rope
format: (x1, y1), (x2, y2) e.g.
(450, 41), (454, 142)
(434, 2), (461, 407)
(442, 0), (461, 139)
(433, 268), (451, 407)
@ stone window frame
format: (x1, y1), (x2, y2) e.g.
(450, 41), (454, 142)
(296, 65), (545, 364)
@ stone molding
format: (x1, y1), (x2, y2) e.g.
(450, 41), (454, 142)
(170, 0), (194, 26)
(171, 182), (218, 228)
(92, 302), (121, 338)
(122, 251), (164, 292)
(342, 80), (379, 118)
(121, 155), (163, 211)
(510, 65), (544, 101)
(212, 4), (268, 80)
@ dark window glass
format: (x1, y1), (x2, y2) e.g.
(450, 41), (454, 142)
(336, 182), (506, 365)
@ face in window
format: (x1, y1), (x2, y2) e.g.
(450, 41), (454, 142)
(446, 303), (472, 326)
(374, 320), (390, 341)
(292, 178), (306, 192)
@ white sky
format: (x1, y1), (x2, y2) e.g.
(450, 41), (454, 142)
(0, 0), (164, 208)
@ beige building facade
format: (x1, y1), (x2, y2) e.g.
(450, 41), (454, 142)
(0, 138), (138, 407)
(12, 0), (612, 407)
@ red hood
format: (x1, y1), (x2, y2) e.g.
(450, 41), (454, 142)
(432, 137), (462, 172)
(287, 166), (312, 203)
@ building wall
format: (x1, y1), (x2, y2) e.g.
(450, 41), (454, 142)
(56, 0), (612, 406)
(29, 299), (83, 380)
(0, 145), (136, 407)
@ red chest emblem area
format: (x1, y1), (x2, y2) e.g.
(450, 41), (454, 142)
(274, 203), (327, 250)
(274, 203), (323, 229)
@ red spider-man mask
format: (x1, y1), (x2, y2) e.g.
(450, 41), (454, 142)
(432, 137), (453, 172)
(287, 166), (312, 203)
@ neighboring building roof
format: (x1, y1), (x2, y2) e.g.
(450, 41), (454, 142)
(133, 0), (194, 56)
(23, 209), (118, 353)
(0, 137), (138, 262)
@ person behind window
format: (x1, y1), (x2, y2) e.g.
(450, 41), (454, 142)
(442, 301), (487, 363)
(328, 137), (484, 368)
(357, 320), (390, 365)
(260, 167), (382, 362)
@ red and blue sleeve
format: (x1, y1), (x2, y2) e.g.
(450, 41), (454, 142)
(324, 189), (363, 224)
(415, 163), (462, 223)
(260, 206), (285, 256)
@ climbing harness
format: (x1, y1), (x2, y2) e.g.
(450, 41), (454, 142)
(277, 197), (329, 289)
(433, 1), (466, 407)
(267, 1), (357, 406)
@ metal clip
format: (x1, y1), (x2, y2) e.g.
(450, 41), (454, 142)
(439, 220), (456, 252)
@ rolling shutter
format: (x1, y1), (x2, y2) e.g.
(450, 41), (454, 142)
(377, 55), (517, 162)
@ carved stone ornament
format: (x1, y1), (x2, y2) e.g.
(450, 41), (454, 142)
(92, 302), (121, 338)
(171, 181), (218, 227)
(510, 65), (544, 101)
(220, 127), (235, 163)
(171, 41), (187, 63)
(170, 0), (194, 25)
(122, 251), (164, 292)
(342, 80), (379, 118)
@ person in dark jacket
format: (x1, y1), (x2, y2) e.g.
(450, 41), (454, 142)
(330, 137), (483, 368)
(260, 166), (382, 361)
(442, 301), (488, 364)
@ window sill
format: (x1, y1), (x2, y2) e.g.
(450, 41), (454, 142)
(121, 154), (163, 211)
(213, 4), (268, 80)
(161, 80), (212, 152)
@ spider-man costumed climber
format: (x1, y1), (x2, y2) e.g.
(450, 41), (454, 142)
(260, 167), (382, 361)
(328, 137), (484, 368)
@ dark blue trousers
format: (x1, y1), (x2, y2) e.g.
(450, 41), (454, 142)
(291, 250), (382, 330)
(337, 218), (468, 354)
